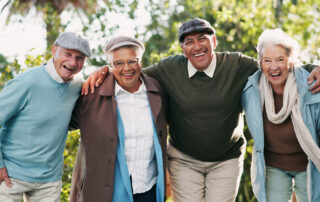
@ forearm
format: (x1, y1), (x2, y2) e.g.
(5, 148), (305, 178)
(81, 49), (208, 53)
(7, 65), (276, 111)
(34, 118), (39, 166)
(301, 64), (318, 72)
(142, 63), (159, 79)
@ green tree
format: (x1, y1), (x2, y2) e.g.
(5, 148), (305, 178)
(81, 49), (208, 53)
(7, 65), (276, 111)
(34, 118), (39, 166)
(1, 0), (320, 201)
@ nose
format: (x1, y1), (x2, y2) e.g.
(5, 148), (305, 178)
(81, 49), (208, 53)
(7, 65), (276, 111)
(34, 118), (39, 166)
(194, 40), (201, 50)
(69, 57), (77, 67)
(122, 62), (131, 70)
(270, 61), (278, 70)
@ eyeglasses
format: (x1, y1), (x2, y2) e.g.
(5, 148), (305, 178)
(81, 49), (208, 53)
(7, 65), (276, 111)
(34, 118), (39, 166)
(112, 58), (139, 69)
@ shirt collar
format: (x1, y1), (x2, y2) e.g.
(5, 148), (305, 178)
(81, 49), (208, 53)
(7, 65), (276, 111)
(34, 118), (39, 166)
(115, 77), (146, 96)
(187, 53), (217, 78)
(45, 59), (65, 83)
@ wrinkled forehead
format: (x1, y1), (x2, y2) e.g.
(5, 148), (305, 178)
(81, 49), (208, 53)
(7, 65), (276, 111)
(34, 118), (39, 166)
(57, 46), (86, 57)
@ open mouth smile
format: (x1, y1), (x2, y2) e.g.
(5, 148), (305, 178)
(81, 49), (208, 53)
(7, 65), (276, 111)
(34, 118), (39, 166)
(193, 51), (206, 57)
(270, 72), (281, 77)
(63, 65), (76, 71)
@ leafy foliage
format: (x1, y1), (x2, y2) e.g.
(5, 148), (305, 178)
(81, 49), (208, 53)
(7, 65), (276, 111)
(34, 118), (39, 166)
(1, 0), (320, 201)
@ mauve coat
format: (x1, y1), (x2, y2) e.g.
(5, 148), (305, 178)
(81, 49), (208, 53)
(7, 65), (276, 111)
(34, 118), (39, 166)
(69, 72), (168, 202)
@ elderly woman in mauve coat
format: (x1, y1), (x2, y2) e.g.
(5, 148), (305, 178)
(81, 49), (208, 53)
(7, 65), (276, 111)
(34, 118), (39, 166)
(242, 29), (320, 202)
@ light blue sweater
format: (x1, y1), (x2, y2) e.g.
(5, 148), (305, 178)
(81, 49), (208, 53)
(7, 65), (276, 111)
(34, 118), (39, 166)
(0, 65), (82, 183)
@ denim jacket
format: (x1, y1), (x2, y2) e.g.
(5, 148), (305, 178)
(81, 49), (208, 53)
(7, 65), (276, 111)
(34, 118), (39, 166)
(241, 67), (320, 202)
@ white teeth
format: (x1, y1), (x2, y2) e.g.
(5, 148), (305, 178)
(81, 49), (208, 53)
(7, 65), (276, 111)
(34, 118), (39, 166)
(270, 72), (281, 76)
(194, 52), (205, 57)
(123, 73), (133, 76)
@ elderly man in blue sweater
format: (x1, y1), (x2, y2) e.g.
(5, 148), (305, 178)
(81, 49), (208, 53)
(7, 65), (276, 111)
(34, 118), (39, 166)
(0, 31), (91, 202)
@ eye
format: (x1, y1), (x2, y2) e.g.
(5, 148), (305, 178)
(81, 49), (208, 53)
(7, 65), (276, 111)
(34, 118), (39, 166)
(184, 40), (193, 45)
(113, 61), (124, 68)
(128, 59), (138, 66)
(76, 56), (85, 62)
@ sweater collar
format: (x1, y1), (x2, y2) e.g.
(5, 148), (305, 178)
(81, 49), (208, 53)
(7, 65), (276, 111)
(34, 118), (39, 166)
(45, 59), (65, 83)
(187, 53), (216, 78)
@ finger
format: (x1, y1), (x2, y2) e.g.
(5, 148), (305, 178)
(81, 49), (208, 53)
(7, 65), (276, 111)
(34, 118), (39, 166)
(4, 177), (11, 187)
(81, 83), (85, 95)
(89, 75), (96, 94)
(311, 79), (320, 94)
(95, 72), (105, 87)
(81, 79), (90, 96)
(307, 72), (315, 84)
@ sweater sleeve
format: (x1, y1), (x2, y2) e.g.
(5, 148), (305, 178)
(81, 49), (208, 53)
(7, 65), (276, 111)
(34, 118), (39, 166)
(301, 64), (318, 72)
(0, 76), (30, 168)
(143, 63), (160, 80)
(238, 53), (259, 76)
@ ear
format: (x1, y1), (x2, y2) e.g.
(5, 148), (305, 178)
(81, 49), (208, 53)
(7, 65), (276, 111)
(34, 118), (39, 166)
(180, 43), (186, 56)
(211, 35), (217, 50)
(51, 46), (57, 58)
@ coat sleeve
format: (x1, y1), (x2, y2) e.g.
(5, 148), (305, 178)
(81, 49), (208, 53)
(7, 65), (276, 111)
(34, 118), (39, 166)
(70, 141), (86, 202)
(0, 76), (30, 168)
(69, 97), (82, 130)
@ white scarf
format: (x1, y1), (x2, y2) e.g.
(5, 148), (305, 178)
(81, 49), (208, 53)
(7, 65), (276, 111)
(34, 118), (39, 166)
(259, 71), (320, 171)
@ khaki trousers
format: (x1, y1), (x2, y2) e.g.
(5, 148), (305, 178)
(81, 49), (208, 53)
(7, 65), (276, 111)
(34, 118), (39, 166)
(0, 178), (62, 202)
(167, 144), (244, 202)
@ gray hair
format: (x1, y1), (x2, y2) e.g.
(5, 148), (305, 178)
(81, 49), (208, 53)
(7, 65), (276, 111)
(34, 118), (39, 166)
(106, 45), (144, 64)
(256, 28), (300, 65)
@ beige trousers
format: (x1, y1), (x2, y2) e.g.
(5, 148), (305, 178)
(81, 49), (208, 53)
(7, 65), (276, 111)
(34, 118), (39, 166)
(167, 144), (244, 202)
(0, 178), (62, 202)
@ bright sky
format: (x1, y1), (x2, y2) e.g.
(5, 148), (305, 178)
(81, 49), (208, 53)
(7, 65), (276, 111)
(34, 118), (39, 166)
(0, 1), (149, 66)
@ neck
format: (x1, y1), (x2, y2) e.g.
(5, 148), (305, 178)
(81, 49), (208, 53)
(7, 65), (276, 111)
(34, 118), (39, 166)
(271, 83), (285, 95)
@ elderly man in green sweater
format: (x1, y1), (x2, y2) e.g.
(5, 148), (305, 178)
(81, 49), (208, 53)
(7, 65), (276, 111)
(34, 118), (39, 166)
(83, 18), (320, 202)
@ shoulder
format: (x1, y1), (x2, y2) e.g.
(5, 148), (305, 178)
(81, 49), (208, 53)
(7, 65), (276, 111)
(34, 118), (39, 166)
(216, 51), (256, 63)
(142, 73), (162, 91)
(295, 67), (320, 103)
(5, 65), (44, 88)
(14, 65), (44, 80)
(158, 54), (187, 66)
(69, 76), (83, 90)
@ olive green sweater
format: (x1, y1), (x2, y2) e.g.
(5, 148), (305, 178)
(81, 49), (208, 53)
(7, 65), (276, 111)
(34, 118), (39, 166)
(143, 52), (315, 162)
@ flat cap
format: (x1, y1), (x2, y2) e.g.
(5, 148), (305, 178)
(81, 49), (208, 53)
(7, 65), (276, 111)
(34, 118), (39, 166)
(104, 35), (145, 55)
(179, 18), (215, 42)
(54, 32), (91, 57)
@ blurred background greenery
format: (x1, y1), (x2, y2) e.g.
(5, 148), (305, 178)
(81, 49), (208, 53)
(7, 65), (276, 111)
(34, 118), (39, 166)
(1, 0), (320, 201)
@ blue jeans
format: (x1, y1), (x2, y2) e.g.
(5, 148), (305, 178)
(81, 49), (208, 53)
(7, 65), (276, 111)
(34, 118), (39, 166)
(266, 166), (308, 202)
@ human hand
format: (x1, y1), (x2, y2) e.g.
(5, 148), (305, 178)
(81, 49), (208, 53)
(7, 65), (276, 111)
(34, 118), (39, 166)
(0, 167), (12, 187)
(81, 66), (109, 95)
(308, 66), (320, 94)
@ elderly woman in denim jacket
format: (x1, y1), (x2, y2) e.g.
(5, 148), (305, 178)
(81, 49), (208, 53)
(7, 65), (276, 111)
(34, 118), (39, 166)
(241, 29), (320, 202)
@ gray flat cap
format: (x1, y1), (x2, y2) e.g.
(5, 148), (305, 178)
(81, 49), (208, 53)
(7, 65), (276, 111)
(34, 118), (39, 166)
(179, 18), (215, 42)
(104, 36), (145, 55)
(54, 32), (91, 57)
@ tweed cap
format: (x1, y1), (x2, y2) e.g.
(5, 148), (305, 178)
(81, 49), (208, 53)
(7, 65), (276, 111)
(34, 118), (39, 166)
(179, 18), (216, 42)
(104, 35), (145, 55)
(54, 32), (91, 57)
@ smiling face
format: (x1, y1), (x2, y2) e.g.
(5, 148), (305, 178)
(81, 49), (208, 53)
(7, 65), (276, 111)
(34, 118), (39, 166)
(261, 44), (293, 94)
(110, 47), (142, 93)
(51, 46), (86, 82)
(181, 32), (216, 71)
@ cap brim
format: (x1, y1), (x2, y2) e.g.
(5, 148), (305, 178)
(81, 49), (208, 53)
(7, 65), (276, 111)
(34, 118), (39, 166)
(105, 41), (142, 55)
